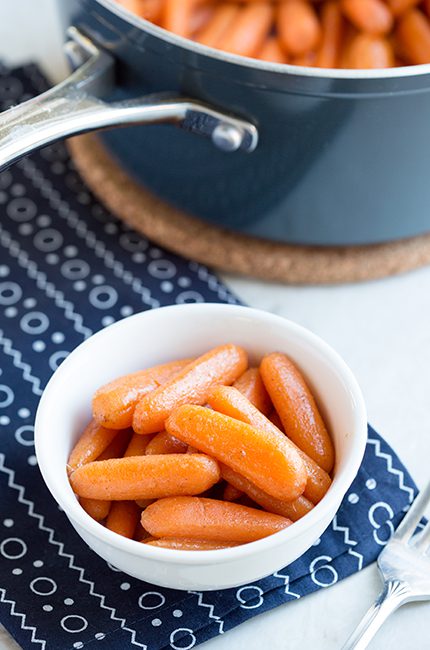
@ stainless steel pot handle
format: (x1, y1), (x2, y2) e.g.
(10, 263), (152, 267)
(0, 27), (258, 171)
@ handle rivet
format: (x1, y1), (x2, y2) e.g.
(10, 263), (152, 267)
(212, 123), (244, 152)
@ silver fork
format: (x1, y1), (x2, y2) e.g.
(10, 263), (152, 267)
(342, 481), (430, 649)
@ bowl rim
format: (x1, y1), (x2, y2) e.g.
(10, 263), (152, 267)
(96, 0), (430, 81)
(35, 303), (367, 566)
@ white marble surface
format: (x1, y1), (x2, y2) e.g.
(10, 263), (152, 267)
(1, 2), (430, 648)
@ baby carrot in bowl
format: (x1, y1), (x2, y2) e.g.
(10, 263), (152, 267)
(233, 367), (272, 415)
(146, 538), (241, 550)
(70, 454), (220, 500)
(165, 404), (307, 501)
(142, 496), (292, 543)
(260, 352), (335, 473)
(133, 344), (248, 434)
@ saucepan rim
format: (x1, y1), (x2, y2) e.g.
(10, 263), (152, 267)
(96, 0), (430, 81)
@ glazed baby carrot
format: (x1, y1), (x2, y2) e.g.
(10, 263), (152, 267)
(145, 431), (188, 455)
(396, 9), (430, 64)
(97, 428), (132, 460)
(79, 497), (111, 522)
(68, 420), (118, 472)
(233, 367), (272, 415)
(70, 454), (220, 500)
(315, 1), (344, 67)
(135, 498), (155, 508)
(132, 344), (248, 434)
(123, 432), (153, 457)
(343, 33), (395, 67)
(106, 501), (141, 539)
(145, 538), (241, 550)
(217, 3), (274, 58)
(258, 36), (289, 63)
(142, 497), (292, 542)
(164, 0), (210, 38)
(195, 4), (240, 47)
(223, 483), (244, 502)
(278, 1), (321, 56)
(341, 0), (393, 35)
(386, 0), (420, 17)
(165, 404), (307, 501)
(260, 353), (335, 472)
(221, 464), (313, 521)
(207, 385), (331, 504)
(268, 408), (284, 432)
(92, 359), (191, 429)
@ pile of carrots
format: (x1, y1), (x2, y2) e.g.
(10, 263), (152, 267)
(68, 344), (335, 549)
(116, 0), (430, 68)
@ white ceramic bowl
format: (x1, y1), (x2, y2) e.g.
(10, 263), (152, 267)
(35, 304), (367, 591)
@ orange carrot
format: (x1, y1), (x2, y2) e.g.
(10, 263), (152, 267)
(257, 35), (289, 63)
(207, 385), (331, 504)
(217, 3), (274, 58)
(223, 483), (244, 501)
(163, 0), (210, 38)
(233, 367), (272, 415)
(145, 431), (188, 455)
(278, 1), (321, 56)
(133, 344), (248, 434)
(342, 33), (395, 67)
(70, 454), (220, 500)
(166, 404), (307, 501)
(79, 497), (111, 521)
(221, 464), (313, 521)
(68, 420), (118, 472)
(341, 0), (393, 35)
(260, 353), (335, 472)
(106, 501), (141, 539)
(386, 0), (420, 16)
(396, 9), (430, 64)
(135, 499), (155, 508)
(92, 359), (192, 429)
(195, 4), (240, 47)
(96, 429), (132, 460)
(145, 538), (241, 550)
(123, 432), (153, 457)
(268, 409), (284, 432)
(316, 1), (344, 67)
(142, 497), (292, 542)
(189, 4), (215, 35)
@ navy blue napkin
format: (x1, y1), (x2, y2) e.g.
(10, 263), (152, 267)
(0, 64), (419, 650)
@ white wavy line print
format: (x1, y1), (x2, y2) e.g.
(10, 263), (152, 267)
(0, 225), (92, 340)
(188, 591), (224, 634)
(0, 588), (46, 649)
(332, 515), (358, 547)
(347, 549), (363, 571)
(188, 261), (238, 304)
(367, 438), (415, 504)
(17, 157), (160, 310)
(0, 454), (147, 649)
(0, 330), (42, 396)
(272, 571), (300, 599)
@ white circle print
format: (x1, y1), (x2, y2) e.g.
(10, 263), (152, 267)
(6, 197), (37, 222)
(61, 615), (88, 634)
(148, 259), (176, 280)
(138, 591), (166, 610)
(309, 555), (338, 587)
(33, 228), (63, 252)
(368, 501), (395, 546)
(0, 537), (27, 560)
(30, 577), (57, 596)
(0, 384), (14, 408)
(20, 312), (50, 335)
(170, 628), (196, 650)
(61, 259), (90, 280)
(236, 585), (264, 609)
(89, 285), (118, 310)
(0, 282), (22, 306)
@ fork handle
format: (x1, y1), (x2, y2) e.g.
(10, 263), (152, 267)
(342, 580), (411, 650)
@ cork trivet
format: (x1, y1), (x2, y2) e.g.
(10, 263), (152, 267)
(68, 134), (430, 285)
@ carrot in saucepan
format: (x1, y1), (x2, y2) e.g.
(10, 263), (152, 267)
(221, 464), (313, 521)
(315, 1), (344, 67)
(132, 344), (248, 434)
(92, 359), (192, 429)
(207, 385), (331, 504)
(70, 454), (220, 501)
(278, 1), (321, 56)
(163, 0), (210, 38)
(341, 0), (393, 35)
(142, 497), (292, 542)
(260, 353), (335, 472)
(386, 0), (420, 17)
(195, 4), (240, 47)
(233, 367), (272, 415)
(165, 404), (307, 501)
(106, 500), (141, 539)
(396, 9), (430, 64)
(257, 36), (289, 63)
(342, 33), (395, 67)
(217, 3), (274, 58)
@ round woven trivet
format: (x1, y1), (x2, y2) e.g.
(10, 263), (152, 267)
(68, 134), (430, 285)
